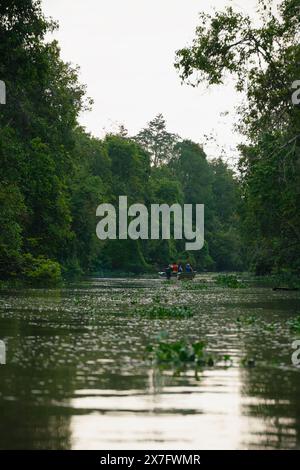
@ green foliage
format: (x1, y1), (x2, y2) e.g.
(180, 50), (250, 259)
(236, 315), (257, 326)
(135, 304), (194, 318)
(135, 113), (179, 167)
(182, 282), (208, 291)
(288, 316), (300, 332)
(0, 182), (25, 278)
(0, 0), (85, 279)
(215, 274), (246, 288)
(272, 272), (300, 289)
(146, 338), (214, 367)
(175, 0), (300, 276)
(21, 254), (62, 286)
(3, 0), (299, 282)
(0, 0), (246, 283)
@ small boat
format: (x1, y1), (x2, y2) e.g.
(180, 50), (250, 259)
(158, 271), (197, 280)
(177, 271), (196, 281)
(158, 271), (177, 278)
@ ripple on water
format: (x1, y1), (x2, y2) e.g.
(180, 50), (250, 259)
(0, 276), (300, 449)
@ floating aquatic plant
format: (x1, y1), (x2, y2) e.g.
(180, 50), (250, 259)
(216, 275), (246, 288)
(182, 282), (208, 291)
(222, 354), (233, 366)
(288, 316), (300, 332)
(146, 339), (214, 367)
(236, 315), (257, 326)
(135, 304), (194, 318)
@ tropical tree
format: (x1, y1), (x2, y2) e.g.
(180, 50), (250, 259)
(135, 113), (179, 167)
(175, 0), (300, 274)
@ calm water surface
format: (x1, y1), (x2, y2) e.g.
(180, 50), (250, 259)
(0, 275), (300, 449)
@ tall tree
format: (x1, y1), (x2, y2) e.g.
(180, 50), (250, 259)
(0, 0), (87, 280)
(135, 113), (179, 167)
(175, 0), (300, 274)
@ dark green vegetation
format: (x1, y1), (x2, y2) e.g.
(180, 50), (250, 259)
(1, 0), (300, 287)
(146, 334), (234, 372)
(0, 1), (242, 285)
(135, 304), (194, 318)
(288, 316), (300, 332)
(215, 274), (246, 289)
(175, 0), (300, 277)
(146, 338), (215, 368)
(1, 0), (300, 452)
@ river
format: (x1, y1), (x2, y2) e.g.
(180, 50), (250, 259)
(0, 275), (300, 449)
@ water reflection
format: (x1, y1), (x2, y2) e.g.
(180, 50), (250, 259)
(0, 276), (300, 449)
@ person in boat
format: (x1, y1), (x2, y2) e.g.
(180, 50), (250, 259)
(185, 263), (193, 273)
(165, 264), (172, 280)
(178, 263), (183, 273)
(172, 262), (178, 273)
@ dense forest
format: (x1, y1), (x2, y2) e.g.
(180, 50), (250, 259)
(175, 0), (300, 276)
(0, 0), (299, 285)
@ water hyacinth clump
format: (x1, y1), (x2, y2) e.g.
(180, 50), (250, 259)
(146, 338), (214, 367)
(215, 275), (246, 289)
(135, 304), (194, 318)
(182, 282), (208, 291)
(288, 316), (300, 332)
(236, 315), (257, 326)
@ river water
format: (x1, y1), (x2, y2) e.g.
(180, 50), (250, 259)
(0, 275), (300, 449)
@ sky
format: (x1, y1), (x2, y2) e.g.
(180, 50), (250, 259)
(42, 0), (261, 164)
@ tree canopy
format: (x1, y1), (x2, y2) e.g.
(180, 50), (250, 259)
(4, 0), (286, 284)
(175, 0), (300, 275)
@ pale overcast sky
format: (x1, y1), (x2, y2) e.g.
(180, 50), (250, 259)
(42, 0), (261, 163)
